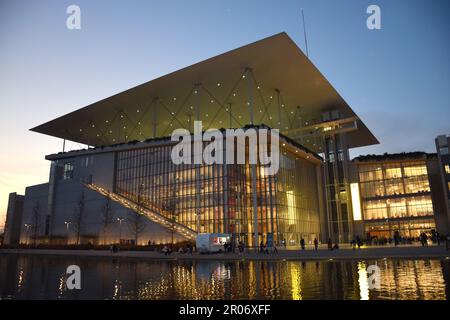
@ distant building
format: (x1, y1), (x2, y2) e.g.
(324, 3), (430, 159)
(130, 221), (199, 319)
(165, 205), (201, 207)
(350, 152), (450, 240)
(435, 135), (450, 230)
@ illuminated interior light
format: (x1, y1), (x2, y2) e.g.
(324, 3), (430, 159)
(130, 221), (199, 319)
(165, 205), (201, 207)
(286, 190), (295, 223)
(79, 129), (83, 132)
(350, 183), (362, 221)
(217, 83), (221, 87)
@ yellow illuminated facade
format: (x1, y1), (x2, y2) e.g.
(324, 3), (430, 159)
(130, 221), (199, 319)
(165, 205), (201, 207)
(114, 131), (322, 246)
(354, 156), (437, 238)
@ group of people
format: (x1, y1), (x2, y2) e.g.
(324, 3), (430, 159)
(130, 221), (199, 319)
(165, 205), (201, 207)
(419, 232), (429, 247)
(350, 235), (363, 249)
(258, 241), (278, 254)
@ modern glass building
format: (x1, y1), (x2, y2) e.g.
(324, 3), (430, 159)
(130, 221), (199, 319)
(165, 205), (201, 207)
(115, 136), (322, 246)
(351, 152), (449, 239)
(3, 33), (379, 246)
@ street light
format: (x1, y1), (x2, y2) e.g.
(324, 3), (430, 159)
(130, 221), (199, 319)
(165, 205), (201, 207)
(24, 224), (31, 245)
(64, 221), (72, 244)
(117, 218), (124, 244)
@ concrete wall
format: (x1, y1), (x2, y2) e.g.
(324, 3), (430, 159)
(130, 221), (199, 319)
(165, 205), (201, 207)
(427, 157), (449, 235)
(3, 193), (24, 246)
(20, 183), (49, 244)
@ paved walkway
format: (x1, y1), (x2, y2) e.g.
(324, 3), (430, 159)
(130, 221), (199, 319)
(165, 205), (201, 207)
(1, 245), (450, 261)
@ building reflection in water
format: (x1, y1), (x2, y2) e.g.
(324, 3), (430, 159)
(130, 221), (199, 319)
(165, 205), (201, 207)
(0, 254), (448, 300)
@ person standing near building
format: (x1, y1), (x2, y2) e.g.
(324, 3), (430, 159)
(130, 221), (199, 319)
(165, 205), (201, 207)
(300, 238), (306, 250)
(314, 238), (318, 251)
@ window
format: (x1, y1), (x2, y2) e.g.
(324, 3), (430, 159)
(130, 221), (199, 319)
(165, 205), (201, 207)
(384, 167), (402, 180)
(404, 164), (427, 177)
(363, 200), (388, 220)
(63, 162), (74, 180)
(445, 164), (450, 174)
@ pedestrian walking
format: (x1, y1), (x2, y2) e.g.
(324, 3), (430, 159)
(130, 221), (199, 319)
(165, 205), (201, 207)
(300, 238), (306, 250)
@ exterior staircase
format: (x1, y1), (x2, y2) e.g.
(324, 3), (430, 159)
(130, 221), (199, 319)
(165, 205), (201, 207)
(86, 183), (197, 241)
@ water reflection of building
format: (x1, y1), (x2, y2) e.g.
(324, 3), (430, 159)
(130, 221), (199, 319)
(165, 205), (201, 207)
(0, 255), (448, 300)
(351, 153), (450, 239)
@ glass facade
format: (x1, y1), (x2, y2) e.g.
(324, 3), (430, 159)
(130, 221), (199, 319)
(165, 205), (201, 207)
(356, 160), (436, 238)
(114, 136), (321, 247)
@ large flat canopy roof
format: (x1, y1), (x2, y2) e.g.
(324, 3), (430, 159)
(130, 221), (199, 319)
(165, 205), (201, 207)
(31, 32), (378, 152)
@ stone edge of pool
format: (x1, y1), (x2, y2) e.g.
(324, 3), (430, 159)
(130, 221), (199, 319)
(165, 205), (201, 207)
(1, 246), (450, 262)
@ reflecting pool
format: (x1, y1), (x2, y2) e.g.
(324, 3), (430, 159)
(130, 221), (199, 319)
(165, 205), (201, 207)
(0, 254), (449, 300)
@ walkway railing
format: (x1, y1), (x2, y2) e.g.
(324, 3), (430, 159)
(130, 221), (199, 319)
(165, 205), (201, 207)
(85, 184), (197, 241)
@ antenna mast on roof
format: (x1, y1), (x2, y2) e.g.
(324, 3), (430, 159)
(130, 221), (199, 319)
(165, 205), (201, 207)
(301, 9), (309, 57)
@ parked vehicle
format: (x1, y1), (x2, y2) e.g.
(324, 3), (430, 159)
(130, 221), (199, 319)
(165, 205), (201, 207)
(196, 233), (231, 253)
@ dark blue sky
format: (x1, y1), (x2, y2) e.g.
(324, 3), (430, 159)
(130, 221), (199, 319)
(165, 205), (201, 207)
(0, 0), (449, 222)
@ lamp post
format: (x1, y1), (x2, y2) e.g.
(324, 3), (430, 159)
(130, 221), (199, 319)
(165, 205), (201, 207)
(24, 224), (31, 245)
(117, 218), (124, 244)
(64, 221), (72, 244)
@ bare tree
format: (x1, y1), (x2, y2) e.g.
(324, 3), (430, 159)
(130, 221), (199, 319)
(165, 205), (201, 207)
(100, 192), (115, 245)
(72, 191), (85, 245)
(31, 201), (41, 247)
(126, 183), (146, 246)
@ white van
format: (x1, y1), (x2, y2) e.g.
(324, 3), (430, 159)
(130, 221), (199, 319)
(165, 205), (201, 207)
(196, 233), (231, 254)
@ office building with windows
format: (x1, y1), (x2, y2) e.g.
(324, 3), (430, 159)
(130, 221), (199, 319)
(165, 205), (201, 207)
(350, 152), (449, 239)
(3, 32), (378, 246)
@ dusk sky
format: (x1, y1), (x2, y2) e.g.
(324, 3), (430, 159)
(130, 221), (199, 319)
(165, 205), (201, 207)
(0, 0), (449, 227)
